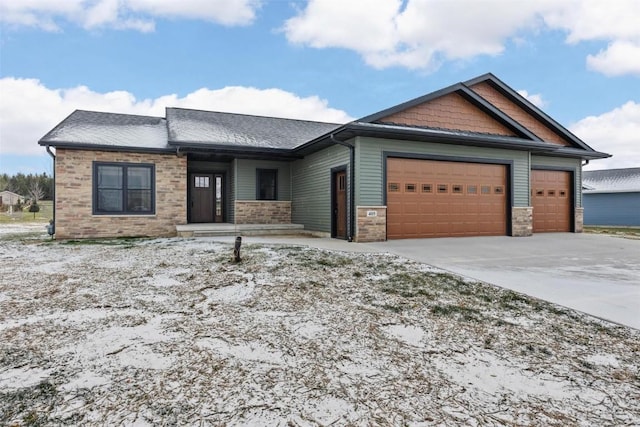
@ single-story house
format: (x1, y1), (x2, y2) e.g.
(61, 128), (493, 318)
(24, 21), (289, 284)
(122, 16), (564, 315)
(38, 73), (610, 241)
(0, 190), (24, 206)
(583, 168), (640, 226)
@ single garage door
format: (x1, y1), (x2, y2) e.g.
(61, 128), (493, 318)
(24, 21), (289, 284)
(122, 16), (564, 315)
(532, 170), (571, 232)
(387, 158), (508, 239)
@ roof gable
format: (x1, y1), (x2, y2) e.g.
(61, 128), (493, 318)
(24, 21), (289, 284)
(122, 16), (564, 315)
(359, 83), (542, 141)
(465, 73), (596, 150)
(377, 91), (520, 137)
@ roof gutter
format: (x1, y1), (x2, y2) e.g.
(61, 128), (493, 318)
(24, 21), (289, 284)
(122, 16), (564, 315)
(45, 146), (56, 236)
(330, 133), (355, 242)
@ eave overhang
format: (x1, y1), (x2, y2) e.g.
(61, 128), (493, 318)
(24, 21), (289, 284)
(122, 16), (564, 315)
(295, 122), (611, 160)
(37, 140), (174, 154)
(168, 141), (303, 160)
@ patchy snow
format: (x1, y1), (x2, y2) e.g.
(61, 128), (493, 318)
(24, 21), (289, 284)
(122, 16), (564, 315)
(61, 371), (110, 391)
(586, 353), (621, 368)
(0, 367), (54, 390)
(202, 281), (255, 303)
(1, 224), (639, 425)
(382, 324), (427, 347)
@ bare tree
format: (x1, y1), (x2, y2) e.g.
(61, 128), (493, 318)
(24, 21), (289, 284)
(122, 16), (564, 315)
(28, 181), (45, 203)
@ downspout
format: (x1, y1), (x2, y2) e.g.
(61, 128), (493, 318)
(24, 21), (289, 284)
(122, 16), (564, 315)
(45, 146), (56, 236)
(330, 134), (355, 242)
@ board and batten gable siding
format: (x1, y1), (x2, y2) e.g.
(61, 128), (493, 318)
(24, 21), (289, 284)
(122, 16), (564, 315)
(234, 159), (292, 201)
(355, 136), (530, 208)
(291, 144), (351, 234)
(189, 160), (234, 222)
(583, 193), (640, 226)
(531, 156), (582, 207)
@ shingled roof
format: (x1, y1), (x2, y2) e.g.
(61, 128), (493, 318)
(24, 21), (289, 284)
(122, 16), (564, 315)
(39, 110), (169, 152)
(166, 108), (341, 150)
(583, 168), (640, 193)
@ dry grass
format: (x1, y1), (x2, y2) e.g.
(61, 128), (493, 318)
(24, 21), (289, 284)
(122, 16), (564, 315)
(1, 231), (639, 426)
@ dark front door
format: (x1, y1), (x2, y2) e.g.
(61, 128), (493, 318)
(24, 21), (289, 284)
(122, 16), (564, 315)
(333, 170), (347, 239)
(190, 173), (224, 223)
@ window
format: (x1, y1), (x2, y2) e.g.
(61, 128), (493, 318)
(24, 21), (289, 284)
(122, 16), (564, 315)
(388, 183), (399, 192)
(257, 169), (277, 200)
(494, 186), (504, 195)
(438, 184), (448, 193)
(94, 162), (154, 215)
(452, 184), (463, 194)
(195, 176), (210, 188)
(422, 184), (432, 193)
(467, 185), (477, 194)
(405, 183), (416, 192)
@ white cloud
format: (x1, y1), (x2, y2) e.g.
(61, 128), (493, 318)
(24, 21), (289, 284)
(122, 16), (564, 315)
(0, 0), (261, 31)
(0, 77), (352, 156)
(570, 101), (640, 170)
(516, 90), (546, 108)
(586, 41), (640, 77)
(283, 0), (640, 76)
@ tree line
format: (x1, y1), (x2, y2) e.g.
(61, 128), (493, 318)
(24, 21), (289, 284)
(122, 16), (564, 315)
(0, 173), (53, 202)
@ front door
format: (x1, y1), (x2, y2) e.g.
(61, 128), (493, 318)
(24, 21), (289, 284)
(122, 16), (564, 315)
(190, 173), (224, 223)
(333, 170), (347, 239)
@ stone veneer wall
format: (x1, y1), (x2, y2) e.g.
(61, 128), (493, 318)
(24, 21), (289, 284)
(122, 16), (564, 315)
(574, 207), (584, 233)
(356, 206), (387, 242)
(54, 149), (187, 239)
(511, 206), (533, 237)
(234, 201), (292, 224)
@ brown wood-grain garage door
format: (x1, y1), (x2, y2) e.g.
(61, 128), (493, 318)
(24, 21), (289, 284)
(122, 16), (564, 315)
(532, 170), (571, 232)
(387, 158), (507, 239)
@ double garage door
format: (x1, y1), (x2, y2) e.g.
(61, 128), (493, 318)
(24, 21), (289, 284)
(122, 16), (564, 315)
(386, 158), (572, 239)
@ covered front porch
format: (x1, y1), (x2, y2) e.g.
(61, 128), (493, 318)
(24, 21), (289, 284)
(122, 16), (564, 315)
(175, 222), (308, 238)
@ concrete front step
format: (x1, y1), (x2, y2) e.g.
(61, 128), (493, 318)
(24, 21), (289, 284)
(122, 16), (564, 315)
(176, 223), (306, 238)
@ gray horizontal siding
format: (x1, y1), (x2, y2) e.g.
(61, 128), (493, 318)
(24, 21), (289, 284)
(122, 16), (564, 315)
(531, 155), (582, 207)
(235, 159), (291, 201)
(584, 192), (640, 226)
(356, 136), (531, 207)
(292, 145), (350, 233)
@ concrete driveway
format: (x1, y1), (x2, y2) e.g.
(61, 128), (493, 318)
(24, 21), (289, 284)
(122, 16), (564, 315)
(364, 233), (640, 329)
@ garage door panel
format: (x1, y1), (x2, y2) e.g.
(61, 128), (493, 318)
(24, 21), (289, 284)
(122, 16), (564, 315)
(532, 170), (571, 232)
(387, 158), (507, 239)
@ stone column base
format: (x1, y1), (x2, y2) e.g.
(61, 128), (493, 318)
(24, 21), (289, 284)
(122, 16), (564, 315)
(511, 207), (533, 237)
(356, 206), (387, 242)
(574, 207), (584, 233)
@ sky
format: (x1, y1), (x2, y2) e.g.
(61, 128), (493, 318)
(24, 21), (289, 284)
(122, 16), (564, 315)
(0, 0), (639, 176)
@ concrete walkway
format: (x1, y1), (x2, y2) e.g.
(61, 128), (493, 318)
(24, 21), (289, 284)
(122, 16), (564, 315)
(209, 233), (640, 329)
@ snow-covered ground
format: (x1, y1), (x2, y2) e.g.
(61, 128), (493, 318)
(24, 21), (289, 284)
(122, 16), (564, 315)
(1, 225), (639, 425)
